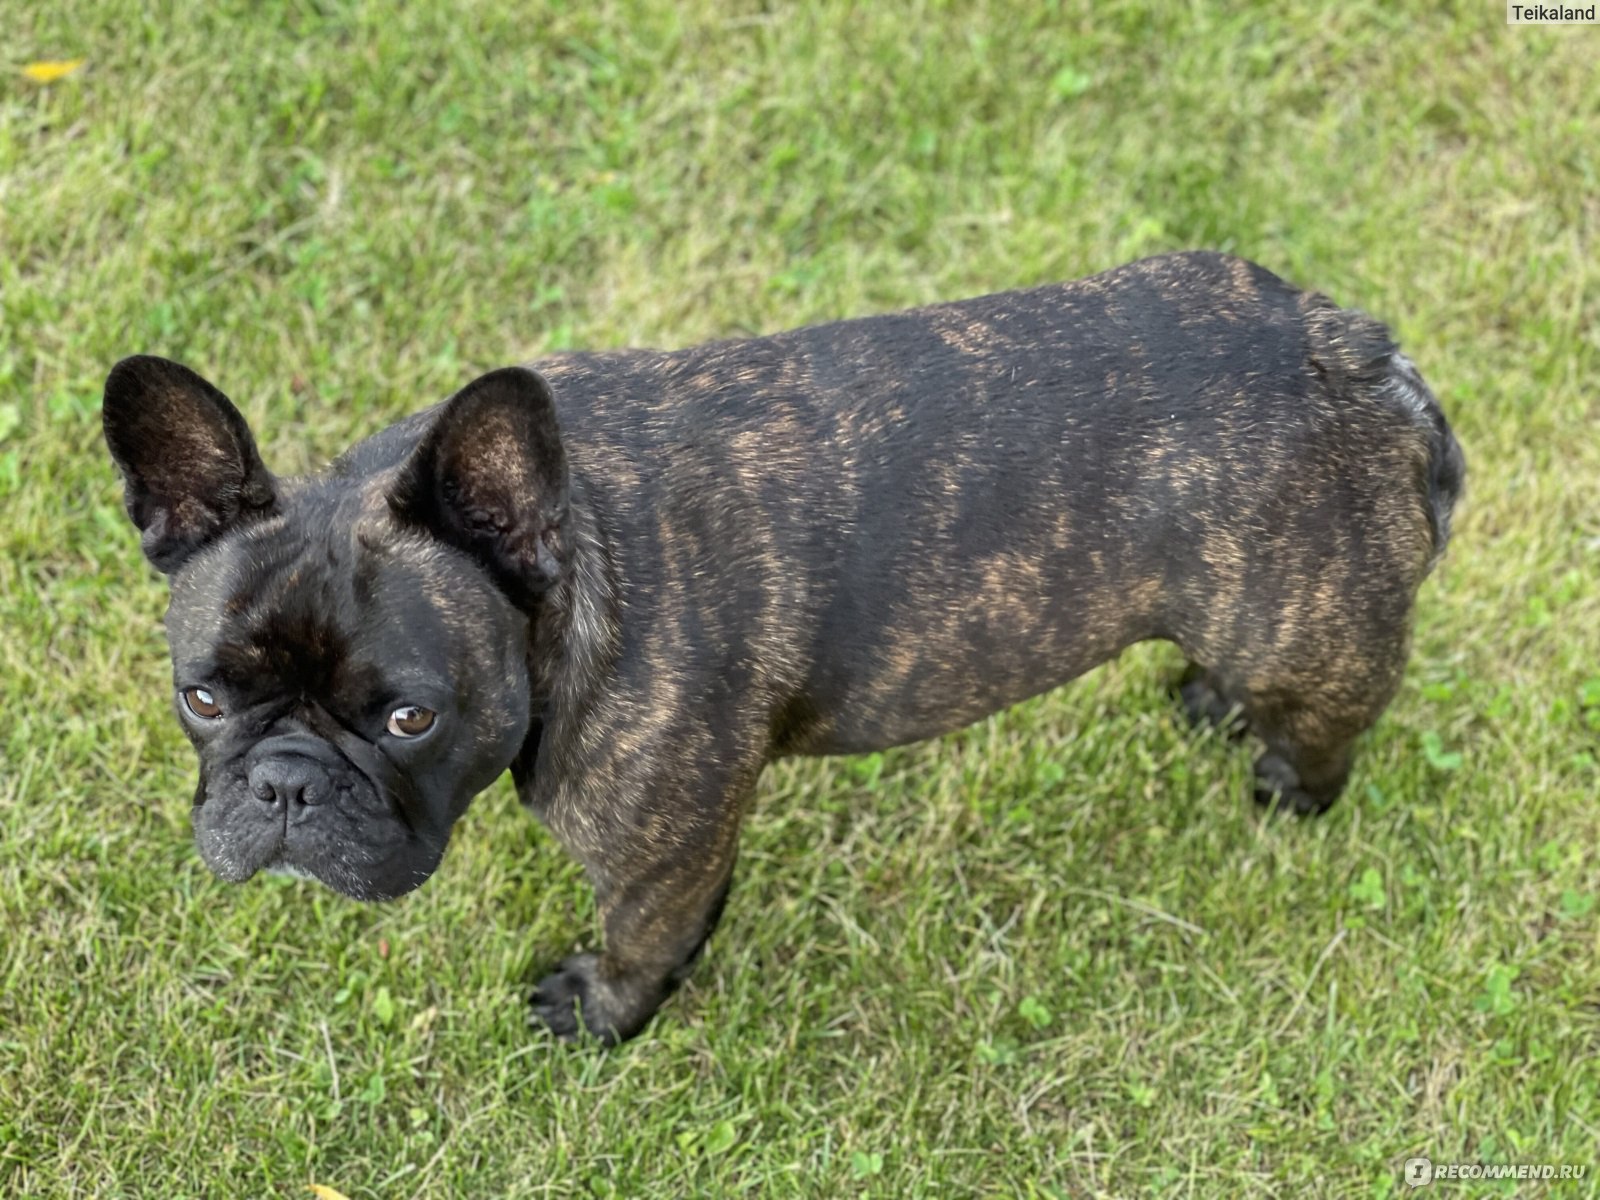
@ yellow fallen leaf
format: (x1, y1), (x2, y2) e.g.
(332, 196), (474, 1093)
(307, 1187), (352, 1200)
(22, 59), (85, 84)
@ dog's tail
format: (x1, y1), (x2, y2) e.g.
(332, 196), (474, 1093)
(1302, 297), (1464, 573)
(1384, 350), (1464, 572)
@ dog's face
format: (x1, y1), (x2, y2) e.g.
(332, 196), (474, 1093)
(104, 357), (570, 900)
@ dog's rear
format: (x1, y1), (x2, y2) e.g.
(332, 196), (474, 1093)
(748, 254), (1463, 786)
(1176, 278), (1464, 813)
(1388, 350), (1465, 570)
(1295, 290), (1463, 571)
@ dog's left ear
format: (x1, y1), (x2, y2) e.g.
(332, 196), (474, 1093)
(103, 355), (277, 573)
(391, 366), (570, 608)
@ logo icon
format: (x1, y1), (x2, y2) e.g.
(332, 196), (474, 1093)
(1405, 1157), (1435, 1189)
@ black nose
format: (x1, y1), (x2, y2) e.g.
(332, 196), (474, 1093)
(248, 756), (331, 807)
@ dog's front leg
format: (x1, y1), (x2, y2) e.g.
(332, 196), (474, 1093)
(528, 771), (748, 1044)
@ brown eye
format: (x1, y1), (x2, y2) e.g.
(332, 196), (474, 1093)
(387, 705), (436, 738)
(182, 687), (223, 720)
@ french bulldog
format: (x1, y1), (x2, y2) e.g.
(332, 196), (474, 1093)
(104, 251), (1463, 1043)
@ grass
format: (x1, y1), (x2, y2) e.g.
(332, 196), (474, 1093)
(2, 1), (1599, 1195)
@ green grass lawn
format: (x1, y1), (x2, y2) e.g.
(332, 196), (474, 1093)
(3, 1), (1598, 1195)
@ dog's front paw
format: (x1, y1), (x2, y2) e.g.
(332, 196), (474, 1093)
(530, 952), (664, 1045)
(530, 953), (614, 1043)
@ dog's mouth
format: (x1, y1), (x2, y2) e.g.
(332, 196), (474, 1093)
(193, 790), (447, 902)
(263, 855), (319, 882)
(188, 736), (454, 902)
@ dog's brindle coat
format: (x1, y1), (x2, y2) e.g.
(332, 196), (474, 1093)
(106, 252), (1463, 1043)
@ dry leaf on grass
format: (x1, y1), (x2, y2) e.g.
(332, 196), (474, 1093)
(22, 59), (86, 83)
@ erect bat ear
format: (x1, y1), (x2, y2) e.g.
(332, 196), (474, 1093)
(389, 366), (570, 609)
(102, 355), (277, 574)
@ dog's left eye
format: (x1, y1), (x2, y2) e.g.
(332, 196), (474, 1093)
(181, 687), (223, 720)
(387, 705), (437, 738)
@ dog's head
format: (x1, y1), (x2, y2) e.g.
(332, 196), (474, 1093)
(103, 356), (570, 899)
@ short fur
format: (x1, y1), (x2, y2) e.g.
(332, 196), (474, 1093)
(104, 252), (1462, 1043)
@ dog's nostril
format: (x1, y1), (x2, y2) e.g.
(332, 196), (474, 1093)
(252, 779), (277, 803)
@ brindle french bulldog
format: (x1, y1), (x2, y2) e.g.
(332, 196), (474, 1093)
(103, 251), (1463, 1043)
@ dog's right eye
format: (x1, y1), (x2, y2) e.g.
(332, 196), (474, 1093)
(387, 705), (437, 738)
(181, 687), (224, 720)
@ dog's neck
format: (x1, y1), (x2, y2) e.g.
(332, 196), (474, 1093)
(515, 467), (620, 785)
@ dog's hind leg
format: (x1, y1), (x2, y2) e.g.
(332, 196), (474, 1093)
(1173, 661), (1250, 739)
(1236, 636), (1409, 817)
(1173, 593), (1413, 817)
(1248, 709), (1360, 817)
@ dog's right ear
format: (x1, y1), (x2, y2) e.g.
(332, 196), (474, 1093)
(103, 356), (277, 574)
(389, 366), (570, 610)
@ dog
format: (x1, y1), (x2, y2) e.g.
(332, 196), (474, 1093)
(103, 251), (1463, 1043)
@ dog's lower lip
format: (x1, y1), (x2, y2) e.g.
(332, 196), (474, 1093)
(264, 856), (317, 882)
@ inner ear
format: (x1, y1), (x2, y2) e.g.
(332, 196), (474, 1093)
(391, 366), (569, 608)
(102, 355), (276, 573)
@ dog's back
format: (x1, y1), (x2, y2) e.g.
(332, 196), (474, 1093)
(532, 254), (1458, 781)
